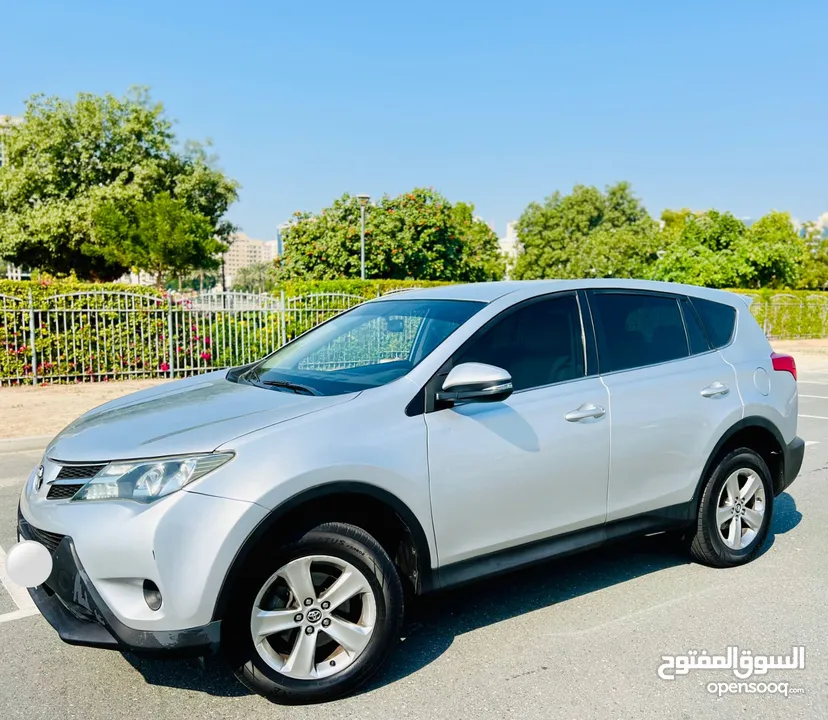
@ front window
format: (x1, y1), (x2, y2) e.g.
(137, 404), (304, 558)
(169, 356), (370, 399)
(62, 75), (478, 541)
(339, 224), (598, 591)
(239, 299), (485, 395)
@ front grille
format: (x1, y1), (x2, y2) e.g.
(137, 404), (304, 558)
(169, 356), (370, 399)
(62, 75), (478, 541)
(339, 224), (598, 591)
(27, 525), (65, 554)
(56, 464), (106, 481)
(47, 483), (84, 500)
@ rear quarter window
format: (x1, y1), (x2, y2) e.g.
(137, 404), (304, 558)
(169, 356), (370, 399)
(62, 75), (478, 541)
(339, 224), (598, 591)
(689, 297), (737, 348)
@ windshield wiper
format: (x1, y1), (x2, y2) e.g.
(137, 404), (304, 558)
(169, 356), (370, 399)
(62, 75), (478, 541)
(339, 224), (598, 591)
(260, 379), (321, 396)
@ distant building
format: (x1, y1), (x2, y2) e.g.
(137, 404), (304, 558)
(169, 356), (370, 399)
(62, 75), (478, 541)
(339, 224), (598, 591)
(222, 233), (279, 288)
(499, 222), (521, 278)
(817, 212), (828, 238)
(0, 115), (23, 168)
(3, 262), (29, 280)
(120, 269), (156, 286)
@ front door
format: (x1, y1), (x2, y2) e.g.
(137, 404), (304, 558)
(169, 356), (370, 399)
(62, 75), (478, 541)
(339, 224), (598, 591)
(425, 293), (611, 566)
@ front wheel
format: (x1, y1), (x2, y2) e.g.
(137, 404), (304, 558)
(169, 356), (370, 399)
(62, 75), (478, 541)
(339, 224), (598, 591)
(689, 448), (774, 567)
(222, 522), (404, 704)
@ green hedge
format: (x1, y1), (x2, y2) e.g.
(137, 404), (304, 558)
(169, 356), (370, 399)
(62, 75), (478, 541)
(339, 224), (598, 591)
(0, 278), (449, 302)
(272, 278), (451, 299)
(0, 279), (161, 303)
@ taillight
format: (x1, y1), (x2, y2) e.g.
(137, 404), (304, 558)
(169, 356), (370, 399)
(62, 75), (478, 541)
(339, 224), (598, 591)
(771, 352), (797, 381)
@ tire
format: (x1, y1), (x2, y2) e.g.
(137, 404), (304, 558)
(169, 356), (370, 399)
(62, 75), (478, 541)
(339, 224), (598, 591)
(688, 448), (774, 568)
(222, 522), (404, 705)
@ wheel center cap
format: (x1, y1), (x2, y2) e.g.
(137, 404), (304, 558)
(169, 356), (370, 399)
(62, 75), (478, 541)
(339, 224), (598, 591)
(306, 608), (322, 623)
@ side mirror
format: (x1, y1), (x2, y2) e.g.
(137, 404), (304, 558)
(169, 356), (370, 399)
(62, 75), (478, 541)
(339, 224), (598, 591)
(436, 362), (513, 404)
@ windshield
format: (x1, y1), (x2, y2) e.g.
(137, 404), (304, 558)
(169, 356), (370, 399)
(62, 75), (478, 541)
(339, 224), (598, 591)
(240, 298), (485, 396)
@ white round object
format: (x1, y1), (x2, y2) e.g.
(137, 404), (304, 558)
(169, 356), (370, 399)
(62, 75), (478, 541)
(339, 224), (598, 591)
(5, 540), (53, 588)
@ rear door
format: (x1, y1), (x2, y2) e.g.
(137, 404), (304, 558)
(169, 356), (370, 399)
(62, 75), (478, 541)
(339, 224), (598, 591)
(585, 289), (744, 522)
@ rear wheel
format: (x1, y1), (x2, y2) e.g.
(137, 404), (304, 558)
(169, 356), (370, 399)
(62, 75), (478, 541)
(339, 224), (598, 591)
(222, 522), (404, 704)
(689, 448), (774, 567)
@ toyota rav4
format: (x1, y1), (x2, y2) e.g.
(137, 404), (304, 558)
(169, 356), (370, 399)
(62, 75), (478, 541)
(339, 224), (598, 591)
(16, 279), (804, 704)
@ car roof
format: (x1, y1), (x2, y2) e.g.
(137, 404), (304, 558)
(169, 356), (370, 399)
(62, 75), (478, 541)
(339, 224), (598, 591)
(372, 279), (749, 306)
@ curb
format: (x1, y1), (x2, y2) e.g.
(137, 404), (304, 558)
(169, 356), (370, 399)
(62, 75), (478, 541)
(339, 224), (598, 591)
(0, 435), (53, 453)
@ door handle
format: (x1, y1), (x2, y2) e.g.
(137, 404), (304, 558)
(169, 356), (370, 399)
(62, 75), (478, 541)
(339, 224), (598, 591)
(565, 403), (606, 422)
(701, 382), (729, 398)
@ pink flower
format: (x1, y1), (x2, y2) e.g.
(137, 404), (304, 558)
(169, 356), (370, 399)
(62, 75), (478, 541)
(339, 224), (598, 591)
(160, 362), (170, 372)
(200, 351), (212, 362)
(204, 337), (211, 346)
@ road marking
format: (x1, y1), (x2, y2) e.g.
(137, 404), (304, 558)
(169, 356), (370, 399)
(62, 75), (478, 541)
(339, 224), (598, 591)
(798, 414), (828, 420)
(0, 543), (39, 614)
(798, 380), (828, 385)
(805, 441), (820, 446)
(0, 607), (39, 624)
(799, 394), (828, 399)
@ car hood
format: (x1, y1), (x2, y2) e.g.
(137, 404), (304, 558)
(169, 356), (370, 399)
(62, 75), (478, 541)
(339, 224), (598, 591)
(44, 370), (357, 462)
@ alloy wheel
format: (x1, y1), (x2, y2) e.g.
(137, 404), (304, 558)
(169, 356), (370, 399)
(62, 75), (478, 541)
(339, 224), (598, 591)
(250, 554), (377, 680)
(715, 468), (766, 550)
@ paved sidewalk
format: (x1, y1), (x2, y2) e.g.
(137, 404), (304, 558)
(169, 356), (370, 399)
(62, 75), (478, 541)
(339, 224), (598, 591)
(0, 379), (169, 442)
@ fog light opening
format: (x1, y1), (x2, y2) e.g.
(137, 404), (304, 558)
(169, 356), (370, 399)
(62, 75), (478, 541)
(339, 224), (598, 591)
(143, 580), (162, 611)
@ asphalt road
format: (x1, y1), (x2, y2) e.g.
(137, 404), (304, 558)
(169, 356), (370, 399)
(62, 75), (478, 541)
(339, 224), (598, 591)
(1, 377), (827, 720)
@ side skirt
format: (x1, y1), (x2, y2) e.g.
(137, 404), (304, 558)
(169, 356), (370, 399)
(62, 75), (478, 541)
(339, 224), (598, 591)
(432, 503), (693, 592)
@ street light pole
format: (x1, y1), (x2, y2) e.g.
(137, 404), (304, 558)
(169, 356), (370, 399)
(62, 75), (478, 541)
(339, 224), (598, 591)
(357, 194), (370, 280)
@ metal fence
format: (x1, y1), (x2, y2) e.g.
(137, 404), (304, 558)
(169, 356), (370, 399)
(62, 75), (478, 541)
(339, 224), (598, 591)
(0, 290), (394, 386)
(1, 289), (826, 385)
(742, 293), (828, 340)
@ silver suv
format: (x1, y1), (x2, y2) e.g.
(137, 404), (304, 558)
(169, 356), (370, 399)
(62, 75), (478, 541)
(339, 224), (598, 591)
(17, 280), (804, 704)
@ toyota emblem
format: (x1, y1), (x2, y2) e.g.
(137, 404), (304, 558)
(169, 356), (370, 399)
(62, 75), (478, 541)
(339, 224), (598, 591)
(33, 465), (44, 493)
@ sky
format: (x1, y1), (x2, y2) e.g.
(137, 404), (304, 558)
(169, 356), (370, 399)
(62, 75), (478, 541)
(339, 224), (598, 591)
(2, 0), (826, 240)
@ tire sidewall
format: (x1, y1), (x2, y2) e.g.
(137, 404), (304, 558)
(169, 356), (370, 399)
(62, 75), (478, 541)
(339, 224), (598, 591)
(703, 450), (774, 562)
(223, 526), (402, 703)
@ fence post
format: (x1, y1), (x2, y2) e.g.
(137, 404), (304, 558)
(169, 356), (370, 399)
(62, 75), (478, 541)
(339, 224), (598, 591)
(167, 295), (175, 378)
(279, 290), (287, 347)
(28, 290), (38, 386)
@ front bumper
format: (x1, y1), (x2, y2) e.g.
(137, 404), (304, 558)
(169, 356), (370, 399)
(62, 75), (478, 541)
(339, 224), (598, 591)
(18, 509), (220, 657)
(779, 435), (805, 495)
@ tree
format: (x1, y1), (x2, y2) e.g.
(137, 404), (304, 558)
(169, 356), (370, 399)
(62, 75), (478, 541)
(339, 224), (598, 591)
(568, 224), (661, 279)
(511, 182), (657, 280)
(450, 202), (507, 282)
(739, 211), (805, 288)
(650, 210), (748, 287)
(232, 262), (277, 293)
(0, 88), (238, 280)
(651, 209), (804, 288)
(276, 188), (505, 281)
(795, 221), (828, 289)
(93, 193), (226, 287)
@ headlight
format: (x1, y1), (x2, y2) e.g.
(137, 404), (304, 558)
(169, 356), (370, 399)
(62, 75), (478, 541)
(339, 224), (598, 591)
(71, 453), (234, 503)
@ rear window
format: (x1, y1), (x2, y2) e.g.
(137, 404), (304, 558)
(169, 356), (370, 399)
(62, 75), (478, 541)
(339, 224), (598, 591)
(689, 298), (737, 348)
(589, 292), (689, 373)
